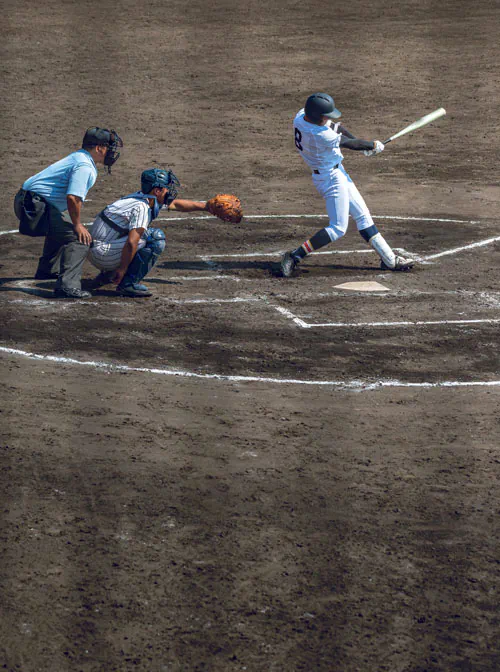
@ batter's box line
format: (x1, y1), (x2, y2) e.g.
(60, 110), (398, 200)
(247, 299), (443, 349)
(197, 235), (500, 265)
(2, 295), (260, 307)
(1, 345), (499, 390)
(271, 304), (500, 330)
(158, 214), (481, 224)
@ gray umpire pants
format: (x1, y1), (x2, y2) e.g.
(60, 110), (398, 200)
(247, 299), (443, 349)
(14, 189), (90, 291)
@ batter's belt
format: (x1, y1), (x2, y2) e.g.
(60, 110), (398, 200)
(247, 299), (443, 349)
(313, 163), (340, 175)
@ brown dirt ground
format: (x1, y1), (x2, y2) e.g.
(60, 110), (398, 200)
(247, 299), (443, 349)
(1, 1), (500, 671)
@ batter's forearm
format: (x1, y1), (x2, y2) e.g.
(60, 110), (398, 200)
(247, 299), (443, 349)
(339, 136), (375, 151)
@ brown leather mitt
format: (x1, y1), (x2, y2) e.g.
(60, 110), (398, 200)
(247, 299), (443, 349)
(205, 194), (243, 223)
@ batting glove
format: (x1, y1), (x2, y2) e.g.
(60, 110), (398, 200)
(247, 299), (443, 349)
(364, 140), (385, 157)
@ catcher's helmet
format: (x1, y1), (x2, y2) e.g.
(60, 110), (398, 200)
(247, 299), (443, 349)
(141, 168), (180, 205)
(304, 93), (341, 122)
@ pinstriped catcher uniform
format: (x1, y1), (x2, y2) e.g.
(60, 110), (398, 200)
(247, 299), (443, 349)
(89, 197), (150, 271)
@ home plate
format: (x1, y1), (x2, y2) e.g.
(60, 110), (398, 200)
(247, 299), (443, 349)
(334, 281), (390, 292)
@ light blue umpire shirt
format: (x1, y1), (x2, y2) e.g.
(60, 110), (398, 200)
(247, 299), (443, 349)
(22, 149), (98, 213)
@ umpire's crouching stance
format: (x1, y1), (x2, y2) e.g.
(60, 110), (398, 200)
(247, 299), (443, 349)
(14, 127), (123, 299)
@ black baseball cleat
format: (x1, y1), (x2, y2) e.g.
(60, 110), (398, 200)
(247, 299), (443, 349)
(280, 251), (300, 278)
(54, 287), (92, 299)
(381, 255), (415, 272)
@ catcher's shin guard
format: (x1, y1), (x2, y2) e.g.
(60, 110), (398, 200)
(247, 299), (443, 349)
(121, 228), (166, 285)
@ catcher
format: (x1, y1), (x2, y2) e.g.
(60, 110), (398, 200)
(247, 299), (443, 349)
(88, 168), (242, 297)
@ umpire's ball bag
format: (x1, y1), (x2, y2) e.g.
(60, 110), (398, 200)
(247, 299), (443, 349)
(15, 190), (49, 237)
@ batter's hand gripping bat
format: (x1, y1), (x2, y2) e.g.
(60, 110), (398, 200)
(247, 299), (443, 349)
(383, 107), (446, 145)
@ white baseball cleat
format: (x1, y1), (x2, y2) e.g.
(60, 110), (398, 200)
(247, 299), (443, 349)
(281, 252), (299, 278)
(380, 255), (415, 272)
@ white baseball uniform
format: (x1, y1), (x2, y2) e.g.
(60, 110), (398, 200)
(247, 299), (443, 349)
(89, 196), (150, 271)
(294, 108), (374, 241)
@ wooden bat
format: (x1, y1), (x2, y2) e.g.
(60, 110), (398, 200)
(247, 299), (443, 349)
(383, 108), (446, 145)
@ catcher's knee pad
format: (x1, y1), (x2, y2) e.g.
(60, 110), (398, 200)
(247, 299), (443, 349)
(146, 227), (166, 257)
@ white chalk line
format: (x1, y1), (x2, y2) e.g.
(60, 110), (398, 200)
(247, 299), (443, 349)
(5, 278), (500, 325)
(197, 249), (374, 259)
(0, 214), (481, 237)
(272, 305), (309, 328)
(1, 345), (499, 390)
(292, 289), (500, 304)
(306, 318), (500, 328)
(157, 214), (480, 224)
(3, 296), (258, 307)
(271, 304), (500, 329)
(166, 297), (258, 305)
(422, 236), (500, 261)
(168, 274), (242, 282)
(197, 236), (498, 262)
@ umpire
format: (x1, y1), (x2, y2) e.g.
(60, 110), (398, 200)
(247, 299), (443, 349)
(14, 127), (123, 299)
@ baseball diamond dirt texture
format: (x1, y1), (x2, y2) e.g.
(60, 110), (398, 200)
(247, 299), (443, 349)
(1, 0), (500, 671)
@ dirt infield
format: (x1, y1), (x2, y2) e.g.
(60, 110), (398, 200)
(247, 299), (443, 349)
(1, 1), (499, 671)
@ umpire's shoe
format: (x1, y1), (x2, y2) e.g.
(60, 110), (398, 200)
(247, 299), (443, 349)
(281, 251), (300, 278)
(381, 255), (415, 272)
(54, 287), (92, 299)
(117, 282), (152, 298)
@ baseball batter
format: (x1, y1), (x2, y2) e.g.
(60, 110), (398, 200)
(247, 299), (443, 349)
(281, 93), (414, 277)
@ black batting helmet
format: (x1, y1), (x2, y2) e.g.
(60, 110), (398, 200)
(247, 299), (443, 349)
(304, 93), (341, 122)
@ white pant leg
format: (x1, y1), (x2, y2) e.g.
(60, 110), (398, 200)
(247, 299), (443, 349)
(313, 168), (350, 242)
(89, 238), (146, 271)
(343, 166), (374, 232)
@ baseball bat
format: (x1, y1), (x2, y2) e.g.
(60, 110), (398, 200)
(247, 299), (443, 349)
(383, 107), (446, 145)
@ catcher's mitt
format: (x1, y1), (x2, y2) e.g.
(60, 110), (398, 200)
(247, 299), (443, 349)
(205, 194), (243, 223)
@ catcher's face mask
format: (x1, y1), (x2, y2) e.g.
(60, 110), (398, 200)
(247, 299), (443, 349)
(103, 130), (123, 173)
(163, 172), (180, 207)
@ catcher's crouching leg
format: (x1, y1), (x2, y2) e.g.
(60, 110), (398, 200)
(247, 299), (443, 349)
(117, 228), (166, 297)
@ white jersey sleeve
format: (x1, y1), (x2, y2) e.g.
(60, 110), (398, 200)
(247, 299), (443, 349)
(91, 198), (150, 243)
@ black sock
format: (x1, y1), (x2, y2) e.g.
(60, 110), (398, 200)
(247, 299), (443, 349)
(292, 228), (331, 259)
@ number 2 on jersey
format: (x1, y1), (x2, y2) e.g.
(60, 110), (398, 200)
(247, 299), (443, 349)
(294, 128), (303, 151)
